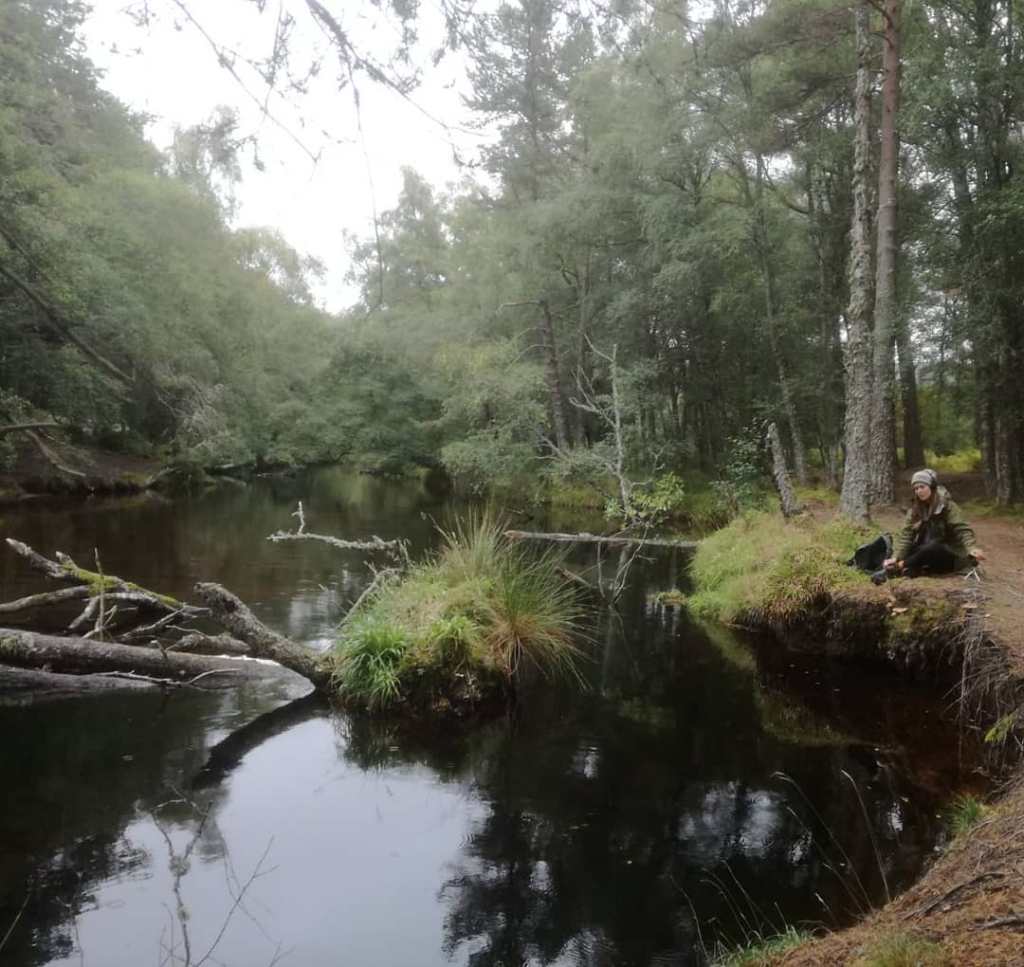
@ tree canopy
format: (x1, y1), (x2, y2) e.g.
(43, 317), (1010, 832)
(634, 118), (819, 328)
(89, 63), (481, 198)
(4, 0), (1024, 507)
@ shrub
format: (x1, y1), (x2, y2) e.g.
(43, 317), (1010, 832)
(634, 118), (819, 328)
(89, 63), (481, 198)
(923, 447), (982, 474)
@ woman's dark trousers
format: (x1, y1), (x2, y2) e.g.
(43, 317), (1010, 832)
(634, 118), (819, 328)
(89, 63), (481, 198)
(903, 541), (958, 576)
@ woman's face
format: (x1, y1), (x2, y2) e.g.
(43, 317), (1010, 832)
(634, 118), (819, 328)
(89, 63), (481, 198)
(913, 482), (933, 502)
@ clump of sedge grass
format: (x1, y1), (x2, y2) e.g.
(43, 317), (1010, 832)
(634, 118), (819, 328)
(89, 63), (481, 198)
(330, 511), (584, 712)
(946, 793), (988, 837)
(851, 932), (949, 967)
(713, 926), (812, 966)
(331, 616), (408, 710)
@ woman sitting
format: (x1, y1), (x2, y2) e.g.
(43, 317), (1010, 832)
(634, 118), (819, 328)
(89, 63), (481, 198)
(877, 469), (986, 583)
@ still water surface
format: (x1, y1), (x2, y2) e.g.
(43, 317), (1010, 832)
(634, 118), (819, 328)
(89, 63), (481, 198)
(0, 470), (969, 966)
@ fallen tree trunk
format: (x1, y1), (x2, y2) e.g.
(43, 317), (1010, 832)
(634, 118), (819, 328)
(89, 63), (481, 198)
(194, 583), (332, 690)
(505, 530), (699, 550)
(0, 666), (158, 704)
(0, 628), (274, 683)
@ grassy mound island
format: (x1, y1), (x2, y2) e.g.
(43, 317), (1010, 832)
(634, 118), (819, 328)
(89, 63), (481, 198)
(328, 517), (585, 715)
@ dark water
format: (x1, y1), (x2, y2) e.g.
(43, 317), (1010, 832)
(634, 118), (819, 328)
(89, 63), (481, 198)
(0, 470), (971, 966)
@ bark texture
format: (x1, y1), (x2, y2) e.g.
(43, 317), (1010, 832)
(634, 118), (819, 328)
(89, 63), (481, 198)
(193, 582), (332, 690)
(0, 629), (268, 681)
(840, 1), (876, 523)
(767, 422), (803, 518)
(869, 0), (902, 505)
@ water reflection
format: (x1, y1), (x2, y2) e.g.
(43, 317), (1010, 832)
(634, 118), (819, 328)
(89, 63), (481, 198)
(0, 469), (970, 966)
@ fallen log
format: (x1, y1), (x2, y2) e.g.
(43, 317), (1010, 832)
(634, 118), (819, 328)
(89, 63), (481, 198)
(505, 530), (699, 550)
(194, 583), (332, 690)
(0, 628), (276, 683)
(0, 666), (158, 704)
(0, 586), (90, 615)
(5, 538), (200, 615)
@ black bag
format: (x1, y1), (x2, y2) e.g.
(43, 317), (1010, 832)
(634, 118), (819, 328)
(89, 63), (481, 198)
(846, 533), (892, 573)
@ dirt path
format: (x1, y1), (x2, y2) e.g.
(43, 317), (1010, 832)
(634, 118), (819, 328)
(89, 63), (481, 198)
(873, 508), (1024, 678)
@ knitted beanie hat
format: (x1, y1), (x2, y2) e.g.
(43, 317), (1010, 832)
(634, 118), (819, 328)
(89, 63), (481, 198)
(911, 468), (938, 489)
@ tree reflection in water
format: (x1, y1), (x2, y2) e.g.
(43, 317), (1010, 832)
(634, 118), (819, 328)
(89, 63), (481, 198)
(332, 592), (956, 967)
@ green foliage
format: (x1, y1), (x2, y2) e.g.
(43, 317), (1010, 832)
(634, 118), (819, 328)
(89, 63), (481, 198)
(688, 511), (870, 624)
(618, 472), (687, 527)
(984, 710), (1021, 745)
(713, 927), (812, 967)
(945, 793), (988, 837)
(331, 617), (410, 710)
(923, 448), (982, 474)
(851, 933), (949, 967)
(712, 435), (771, 519)
(329, 514), (583, 711)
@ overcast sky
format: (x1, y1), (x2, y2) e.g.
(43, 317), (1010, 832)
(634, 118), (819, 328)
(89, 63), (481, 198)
(82, 1), (490, 310)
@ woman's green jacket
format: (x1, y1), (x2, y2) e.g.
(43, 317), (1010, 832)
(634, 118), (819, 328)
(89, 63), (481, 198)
(894, 487), (978, 569)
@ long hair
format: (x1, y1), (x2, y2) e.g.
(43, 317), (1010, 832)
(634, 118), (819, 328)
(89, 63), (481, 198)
(909, 484), (944, 526)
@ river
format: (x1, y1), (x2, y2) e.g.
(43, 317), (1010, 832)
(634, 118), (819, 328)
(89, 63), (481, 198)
(0, 468), (971, 966)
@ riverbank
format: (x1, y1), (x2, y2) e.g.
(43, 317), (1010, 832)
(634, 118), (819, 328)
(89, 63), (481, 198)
(687, 504), (1024, 965)
(0, 437), (159, 503)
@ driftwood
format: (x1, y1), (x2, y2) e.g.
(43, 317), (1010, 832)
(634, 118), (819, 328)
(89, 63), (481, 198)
(194, 583), (331, 689)
(0, 509), (405, 695)
(505, 530), (699, 550)
(0, 629), (271, 683)
(0, 585), (90, 615)
(0, 666), (158, 704)
(267, 501), (410, 566)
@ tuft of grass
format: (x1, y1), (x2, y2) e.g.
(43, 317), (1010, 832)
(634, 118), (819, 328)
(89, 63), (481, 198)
(946, 793), (988, 837)
(851, 932), (949, 967)
(713, 926), (813, 966)
(483, 547), (584, 680)
(330, 513), (583, 712)
(331, 616), (409, 710)
(688, 510), (871, 625)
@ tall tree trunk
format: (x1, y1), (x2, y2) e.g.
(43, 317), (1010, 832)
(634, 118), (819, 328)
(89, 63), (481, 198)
(869, 0), (902, 505)
(895, 315), (925, 467)
(840, 1), (876, 522)
(538, 299), (570, 451)
(752, 157), (809, 485)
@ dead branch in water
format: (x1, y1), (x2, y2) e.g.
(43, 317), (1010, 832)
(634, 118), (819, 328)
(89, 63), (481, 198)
(267, 501), (410, 566)
(0, 629), (270, 683)
(505, 529), (698, 550)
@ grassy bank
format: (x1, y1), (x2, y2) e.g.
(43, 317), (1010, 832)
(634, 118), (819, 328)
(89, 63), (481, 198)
(686, 510), (870, 625)
(327, 516), (584, 714)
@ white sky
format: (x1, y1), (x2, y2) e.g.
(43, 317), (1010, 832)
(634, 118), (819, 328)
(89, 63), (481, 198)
(82, 1), (491, 310)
